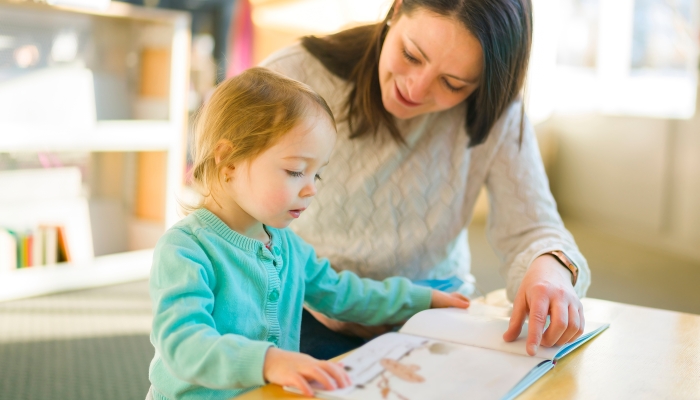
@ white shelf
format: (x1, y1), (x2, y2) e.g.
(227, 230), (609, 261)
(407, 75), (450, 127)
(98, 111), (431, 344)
(0, 1), (190, 302)
(0, 120), (177, 152)
(0, 249), (153, 302)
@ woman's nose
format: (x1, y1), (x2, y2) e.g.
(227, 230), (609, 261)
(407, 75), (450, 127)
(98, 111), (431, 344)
(406, 72), (431, 102)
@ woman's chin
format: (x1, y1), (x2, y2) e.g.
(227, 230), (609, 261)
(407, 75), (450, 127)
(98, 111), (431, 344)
(384, 101), (420, 120)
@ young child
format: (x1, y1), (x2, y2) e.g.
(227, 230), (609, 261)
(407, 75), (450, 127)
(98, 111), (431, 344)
(147, 67), (470, 400)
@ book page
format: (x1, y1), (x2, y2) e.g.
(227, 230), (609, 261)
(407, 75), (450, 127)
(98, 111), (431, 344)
(310, 332), (544, 400)
(400, 307), (607, 359)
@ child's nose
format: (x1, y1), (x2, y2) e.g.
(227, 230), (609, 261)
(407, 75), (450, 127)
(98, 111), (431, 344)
(300, 181), (317, 197)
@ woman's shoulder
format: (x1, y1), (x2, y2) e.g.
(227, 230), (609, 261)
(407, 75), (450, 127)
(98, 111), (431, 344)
(259, 43), (350, 104)
(472, 98), (527, 152)
(259, 43), (323, 81)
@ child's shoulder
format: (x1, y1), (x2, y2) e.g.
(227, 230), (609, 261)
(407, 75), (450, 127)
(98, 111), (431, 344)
(157, 211), (208, 245)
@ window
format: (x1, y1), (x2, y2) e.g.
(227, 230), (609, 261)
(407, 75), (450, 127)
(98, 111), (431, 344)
(528, 0), (698, 122)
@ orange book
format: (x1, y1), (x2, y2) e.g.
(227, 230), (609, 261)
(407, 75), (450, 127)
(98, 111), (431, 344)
(25, 234), (32, 267)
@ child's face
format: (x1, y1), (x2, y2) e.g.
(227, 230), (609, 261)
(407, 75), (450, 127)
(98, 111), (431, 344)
(225, 111), (337, 229)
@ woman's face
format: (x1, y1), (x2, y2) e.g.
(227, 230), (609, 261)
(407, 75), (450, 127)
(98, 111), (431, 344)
(378, 8), (484, 120)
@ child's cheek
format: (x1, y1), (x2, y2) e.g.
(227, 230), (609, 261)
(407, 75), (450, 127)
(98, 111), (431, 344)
(264, 186), (292, 213)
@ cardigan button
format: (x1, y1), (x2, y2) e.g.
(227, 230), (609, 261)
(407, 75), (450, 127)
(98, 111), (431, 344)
(268, 289), (280, 302)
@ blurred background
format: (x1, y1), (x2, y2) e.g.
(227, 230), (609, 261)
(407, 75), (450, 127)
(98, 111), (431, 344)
(0, 0), (698, 398)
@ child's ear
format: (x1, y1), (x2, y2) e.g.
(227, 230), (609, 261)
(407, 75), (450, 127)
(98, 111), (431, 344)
(213, 140), (234, 166)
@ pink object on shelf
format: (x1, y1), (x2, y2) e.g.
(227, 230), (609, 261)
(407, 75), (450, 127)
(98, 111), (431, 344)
(226, 0), (254, 78)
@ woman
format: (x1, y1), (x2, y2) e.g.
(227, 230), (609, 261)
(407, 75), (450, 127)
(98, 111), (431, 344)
(261, 0), (590, 359)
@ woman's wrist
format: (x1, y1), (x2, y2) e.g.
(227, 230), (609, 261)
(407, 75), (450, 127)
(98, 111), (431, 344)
(532, 254), (575, 286)
(545, 250), (579, 286)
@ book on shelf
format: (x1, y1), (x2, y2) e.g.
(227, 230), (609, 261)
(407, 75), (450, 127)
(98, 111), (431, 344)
(0, 225), (70, 270)
(0, 229), (17, 273)
(0, 167), (93, 266)
(287, 303), (609, 400)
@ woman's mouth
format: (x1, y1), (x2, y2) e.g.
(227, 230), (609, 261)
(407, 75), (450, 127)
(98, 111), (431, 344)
(394, 82), (421, 107)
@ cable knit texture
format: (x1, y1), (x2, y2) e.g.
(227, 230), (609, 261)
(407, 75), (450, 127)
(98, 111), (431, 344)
(260, 44), (590, 301)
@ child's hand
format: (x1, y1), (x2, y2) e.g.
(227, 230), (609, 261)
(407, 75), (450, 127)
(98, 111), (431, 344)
(263, 347), (351, 397)
(430, 290), (470, 309)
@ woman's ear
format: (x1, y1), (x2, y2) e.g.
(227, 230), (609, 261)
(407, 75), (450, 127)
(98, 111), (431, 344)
(392, 0), (403, 19)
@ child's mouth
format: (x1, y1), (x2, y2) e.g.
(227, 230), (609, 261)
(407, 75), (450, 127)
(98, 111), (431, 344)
(289, 209), (305, 218)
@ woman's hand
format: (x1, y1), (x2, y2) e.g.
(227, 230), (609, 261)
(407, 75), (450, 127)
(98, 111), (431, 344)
(263, 347), (351, 397)
(503, 254), (585, 356)
(430, 290), (471, 309)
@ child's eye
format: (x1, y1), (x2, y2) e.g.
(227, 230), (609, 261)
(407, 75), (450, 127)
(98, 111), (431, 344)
(315, 174), (322, 181)
(286, 170), (304, 178)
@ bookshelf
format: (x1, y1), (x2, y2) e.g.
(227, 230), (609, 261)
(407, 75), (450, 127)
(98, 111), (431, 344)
(0, 1), (191, 302)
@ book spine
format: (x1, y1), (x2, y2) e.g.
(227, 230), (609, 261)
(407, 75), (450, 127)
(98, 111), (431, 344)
(43, 226), (58, 265)
(32, 226), (44, 267)
(20, 233), (31, 268)
(0, 228), (18, 273)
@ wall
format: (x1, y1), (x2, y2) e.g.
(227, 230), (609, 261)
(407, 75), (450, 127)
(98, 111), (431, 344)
(545, 86), (700, 261)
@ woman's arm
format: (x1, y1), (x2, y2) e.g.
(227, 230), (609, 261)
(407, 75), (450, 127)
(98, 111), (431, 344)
(482, 103), (591, 355)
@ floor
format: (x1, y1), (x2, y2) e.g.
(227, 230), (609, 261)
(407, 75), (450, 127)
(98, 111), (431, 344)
(1, 219), (698, 399)
(0, 280), (153, 400)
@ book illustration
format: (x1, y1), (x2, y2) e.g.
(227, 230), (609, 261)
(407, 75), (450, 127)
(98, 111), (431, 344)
(333, 333), (429, 392)
(379, 358), (424, 383)
(374, 343), (454, 399)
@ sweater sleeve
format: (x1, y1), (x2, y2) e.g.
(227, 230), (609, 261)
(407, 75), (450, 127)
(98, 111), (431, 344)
(483, 105), (591, 301)
(287, 231), (433, 325)
(149, 228), (273, 390)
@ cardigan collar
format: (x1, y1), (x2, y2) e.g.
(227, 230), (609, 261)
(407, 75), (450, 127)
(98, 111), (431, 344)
(194, 208), (279, 254)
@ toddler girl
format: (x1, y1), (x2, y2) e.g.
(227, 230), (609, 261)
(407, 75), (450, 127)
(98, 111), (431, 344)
(147, 67), (469, 400)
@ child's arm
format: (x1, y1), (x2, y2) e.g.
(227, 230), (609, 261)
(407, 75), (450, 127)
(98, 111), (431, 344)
(288, 232), (467, 325)
(150, 229), (273, 390)
(431, 290), (471, 308)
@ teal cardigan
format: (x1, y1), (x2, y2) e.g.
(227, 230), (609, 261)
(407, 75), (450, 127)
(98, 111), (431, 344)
(149, 209), (433, 399)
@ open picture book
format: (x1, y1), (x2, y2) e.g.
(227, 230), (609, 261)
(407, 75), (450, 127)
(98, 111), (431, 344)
(287, 303), (609, 400)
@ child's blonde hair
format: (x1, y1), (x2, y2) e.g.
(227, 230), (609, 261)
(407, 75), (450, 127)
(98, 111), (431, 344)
(188, 67), (336, 210)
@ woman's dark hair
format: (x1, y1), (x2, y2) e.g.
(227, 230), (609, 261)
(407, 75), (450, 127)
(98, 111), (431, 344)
(301, 0), (532, 147)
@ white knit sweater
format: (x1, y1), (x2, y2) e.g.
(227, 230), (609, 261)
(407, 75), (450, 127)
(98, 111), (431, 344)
(261, 44), (590, 300)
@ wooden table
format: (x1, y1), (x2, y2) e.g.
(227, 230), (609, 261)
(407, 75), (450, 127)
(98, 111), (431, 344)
(239, 298), (700, 399)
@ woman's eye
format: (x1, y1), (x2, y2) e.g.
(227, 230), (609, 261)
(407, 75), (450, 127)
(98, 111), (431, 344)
(402, 48), (419, 64)
(443, 78), (463, 93)
(286, 170), (304, 178)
